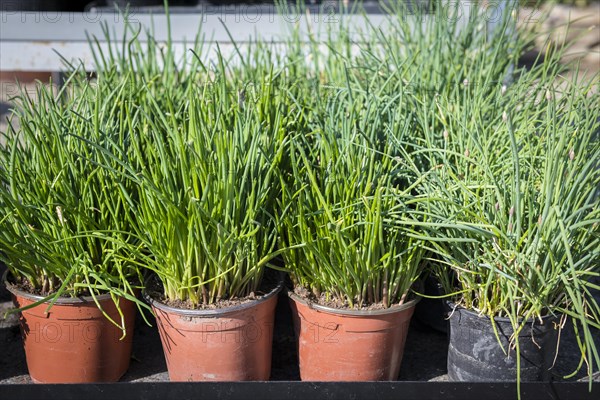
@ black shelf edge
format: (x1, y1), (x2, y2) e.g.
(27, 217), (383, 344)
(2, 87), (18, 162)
(0, 381), (597, 400)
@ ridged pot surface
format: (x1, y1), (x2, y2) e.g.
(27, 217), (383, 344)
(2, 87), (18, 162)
(146, 281), (282, 381)
(5, 276), (136, 383)
(289, 291), (418, 381)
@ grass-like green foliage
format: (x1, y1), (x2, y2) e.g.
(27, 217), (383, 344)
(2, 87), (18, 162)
(269, 1), (538, 309)
(360, 1), (524, 94)
(78, 7), (305, 305)
(92, 66), (295, 305)
(2, 1), (597, 385)
(412, 52), (600, 380)
(0, 74), (144, 330)
(277, 86), (427, 308)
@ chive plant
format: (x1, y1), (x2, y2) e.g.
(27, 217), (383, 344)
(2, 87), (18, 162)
(76, 6), (307, 305)
(0, 73), (146, 330)
(96, 67), (293, 306)
(348, 2), (529, 97)
(269, 2), (540, 309)
(412, 60), (600, 383)
(277, 86), (427, 308)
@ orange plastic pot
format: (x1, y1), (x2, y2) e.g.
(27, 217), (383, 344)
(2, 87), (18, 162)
(4, 272), (136, 383)
(288, 291), (419, 381)
(145, 280), (283, 381)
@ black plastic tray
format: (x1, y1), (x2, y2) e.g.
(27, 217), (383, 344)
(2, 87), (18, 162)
(1, 381), (598, 400)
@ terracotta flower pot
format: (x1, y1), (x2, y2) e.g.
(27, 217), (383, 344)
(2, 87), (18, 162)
(145, 279), (283, 381)
(446, 302), (560, 381)
(4, 272), (136, 383)
(288, 291), (419, 381)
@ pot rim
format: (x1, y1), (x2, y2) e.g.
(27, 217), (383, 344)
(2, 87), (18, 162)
(144, 275), (284, 317)
(445, 301), (559, 323)
(288, 289), (420, 316)
(2, 269), (114, 304)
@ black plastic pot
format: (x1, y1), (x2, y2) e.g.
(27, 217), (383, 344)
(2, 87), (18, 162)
(446, 303), (560, 382)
